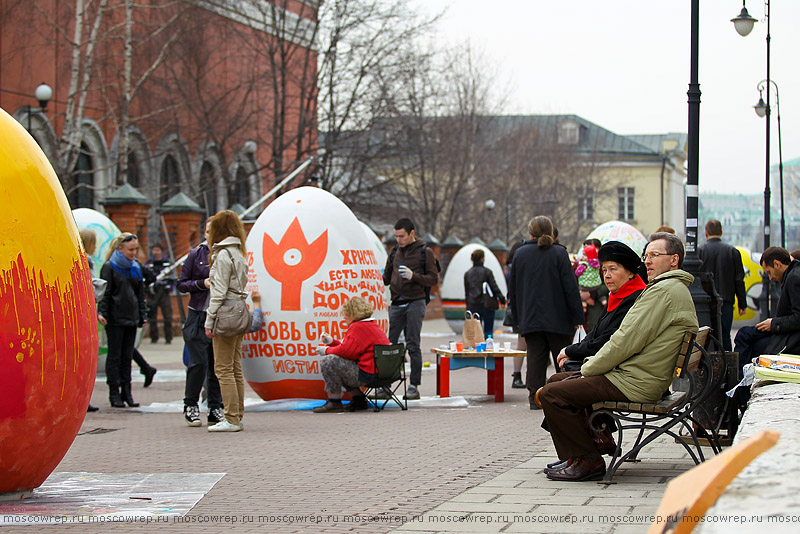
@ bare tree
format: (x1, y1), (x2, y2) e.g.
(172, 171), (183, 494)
(106, 0), (186, 186)
(379, 44), (503, 239)
(314, 0), (439, 199)
(248, 0), (320, 188)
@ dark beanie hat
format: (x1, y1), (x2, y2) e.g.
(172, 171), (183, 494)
(598, 240), (641, 274)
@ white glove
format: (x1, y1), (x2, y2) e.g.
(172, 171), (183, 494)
(315, 346), (327, 356)
(398, 265), (413, 280)
(320, 332), (333, 345)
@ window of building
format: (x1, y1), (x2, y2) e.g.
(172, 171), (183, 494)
(199, 161), (217, 216)
(558, 121), (580, 145)
(577, 187), (594, 222)
(117, 152), (140, 187)
(618, 187), (635, 221)
(160, 155), (180, 205)
(234, 166), (250, 207)
(68, 142), (95, 208)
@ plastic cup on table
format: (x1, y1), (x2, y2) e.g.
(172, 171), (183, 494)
(504, 341), (512, 351)
(455, 342), (463, 352)
(449, 341), (457, 352)
(476, 343), (484, 353)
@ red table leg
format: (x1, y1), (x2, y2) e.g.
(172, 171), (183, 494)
(487, 367), (495, 395)
(494, 357), (504, 402)
(438, 356), (450, 398)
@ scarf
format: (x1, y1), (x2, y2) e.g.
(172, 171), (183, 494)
(607, 275), (646, 311)
(110, 249), (142, 280)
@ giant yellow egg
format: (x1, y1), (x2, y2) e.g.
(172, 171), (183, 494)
(0, 108), (98, 493)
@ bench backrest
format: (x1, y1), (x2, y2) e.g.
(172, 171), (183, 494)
(674, 326), (710, 378)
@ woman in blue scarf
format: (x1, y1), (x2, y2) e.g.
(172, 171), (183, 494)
(97, 233), (147, 408)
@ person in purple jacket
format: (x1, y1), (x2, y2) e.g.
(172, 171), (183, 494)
(178, 220), (225, 427)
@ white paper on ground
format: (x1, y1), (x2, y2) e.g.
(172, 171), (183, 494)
(0, 472), (224, 525)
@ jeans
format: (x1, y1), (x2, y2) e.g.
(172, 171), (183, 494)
(148, 289), (173, 342)
(720, 301), (734, 352)
(468, 308), (495, 339)
(183, 309), (223, 410)
(106, 325), (137, 387)
(389, 299), (426, 386)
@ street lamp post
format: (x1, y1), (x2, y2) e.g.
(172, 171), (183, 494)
(733, 1), (774, 319)
(25, 82), (53, 133)
(754, 79), (784, 248)
(683, 0), (715, 330)
(485, 197), (557, 246)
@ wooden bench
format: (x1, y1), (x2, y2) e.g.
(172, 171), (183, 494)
(431, 348), (527, 402)
(588, 326), (720, 484)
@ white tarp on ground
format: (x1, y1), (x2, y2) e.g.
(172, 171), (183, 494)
(132, 395), (470, 413)
(0, 472), (224, 525)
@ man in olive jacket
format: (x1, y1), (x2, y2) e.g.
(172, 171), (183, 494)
(540, 232), (698, 482)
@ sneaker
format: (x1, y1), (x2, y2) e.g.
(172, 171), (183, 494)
(208, 407), (225, 425)
(404, 385), (420, 400)
(184, 405), (201, 427)
(208, 419), (242, 432)
(373, 387), (391, 400)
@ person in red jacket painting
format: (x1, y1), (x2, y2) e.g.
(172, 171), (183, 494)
(313, 297), (390, 413)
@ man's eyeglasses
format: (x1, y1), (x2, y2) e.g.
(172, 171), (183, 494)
(121, 234), (138, 243)
(641, 251), (672, 261)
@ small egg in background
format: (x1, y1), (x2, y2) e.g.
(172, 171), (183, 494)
(440, 244), (507, 335)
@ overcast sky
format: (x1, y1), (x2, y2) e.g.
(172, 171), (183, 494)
(415, 0), (800, 195)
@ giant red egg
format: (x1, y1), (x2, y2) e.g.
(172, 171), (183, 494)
(0, 108), (98, 493)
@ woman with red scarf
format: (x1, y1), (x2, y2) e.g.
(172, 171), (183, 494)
(556, 241), (646, 372)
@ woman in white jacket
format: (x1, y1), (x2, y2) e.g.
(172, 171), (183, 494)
(204, 210), (249, 432)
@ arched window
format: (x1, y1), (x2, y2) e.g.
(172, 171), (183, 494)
(199, 161), (217, 216)
(160, 155), (180, 205)
(69, 142), (95, 208)
(117, 152), (140, 187)
(127, 153), (140, 188)
(234, 166), (249, 207)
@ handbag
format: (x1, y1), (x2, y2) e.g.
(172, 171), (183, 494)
(502, 303), (514, 327)
(462, 311), (485, 349)
(212, 250), (251, 337)
(481, 281), (499, 310)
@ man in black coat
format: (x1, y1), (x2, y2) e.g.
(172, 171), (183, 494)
(734, 247), (800, 406)
(699, 220), (746, 351)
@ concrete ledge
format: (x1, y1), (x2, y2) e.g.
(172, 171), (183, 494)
(697, 380), (800, 533)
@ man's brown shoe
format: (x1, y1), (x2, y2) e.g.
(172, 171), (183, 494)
(593, 427), (618, 456)
(545, 457), (606, 482)
(313, 400), (344, 413)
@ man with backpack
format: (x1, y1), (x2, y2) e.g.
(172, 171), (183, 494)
(383, 218), (440, 400)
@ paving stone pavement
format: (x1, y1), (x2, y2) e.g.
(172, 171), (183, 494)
(1, 319), (701, 533)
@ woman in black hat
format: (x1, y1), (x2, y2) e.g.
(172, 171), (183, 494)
(556, 241), (647, 372)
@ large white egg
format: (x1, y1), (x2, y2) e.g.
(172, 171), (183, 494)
(71, 208), (121, 277)
(440, 244), (507, 334)
(359, 220), (391, 307)
(242, 187), (389, 400)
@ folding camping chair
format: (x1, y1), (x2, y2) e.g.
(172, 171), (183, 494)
(363, 344), (408, 411)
